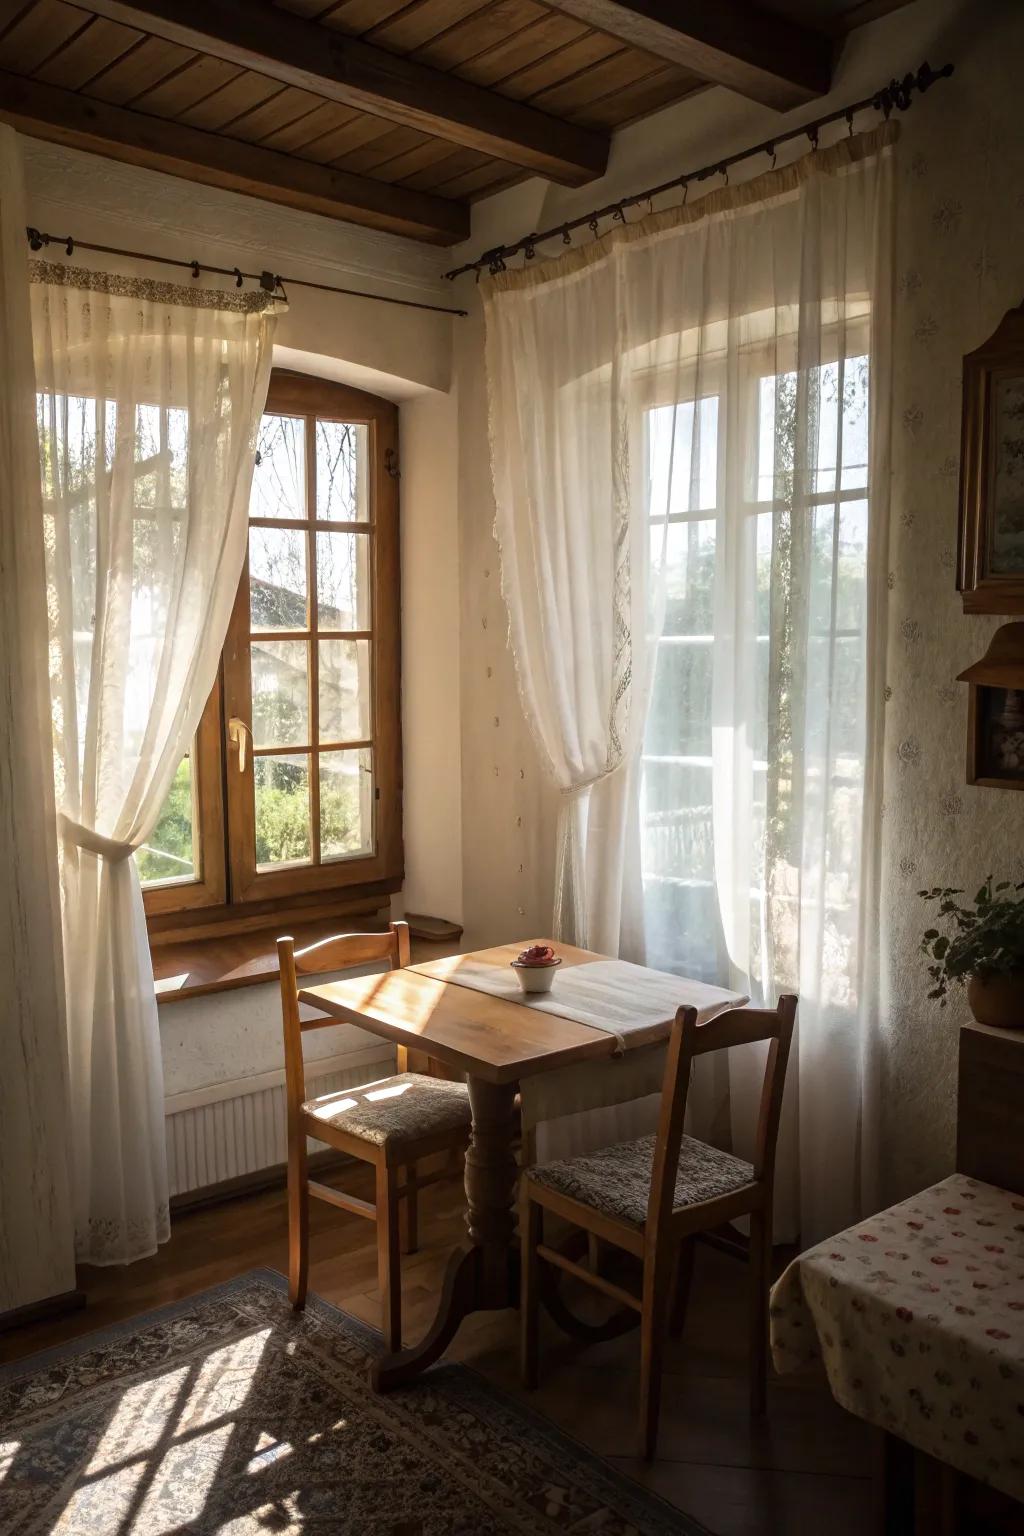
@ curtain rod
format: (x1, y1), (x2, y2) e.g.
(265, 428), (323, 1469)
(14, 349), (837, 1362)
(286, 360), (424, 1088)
(444, 59), (954, 282)
(24, 228), (468, 318)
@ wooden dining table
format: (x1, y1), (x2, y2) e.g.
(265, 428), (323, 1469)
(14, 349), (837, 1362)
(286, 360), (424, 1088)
(299, 939), (674, 1391)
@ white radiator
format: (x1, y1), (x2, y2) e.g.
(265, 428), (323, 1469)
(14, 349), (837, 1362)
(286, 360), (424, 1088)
(164, 1045), (395, 1197)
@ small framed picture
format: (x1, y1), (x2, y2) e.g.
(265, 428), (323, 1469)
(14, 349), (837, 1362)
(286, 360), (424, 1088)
(957, 302), (1024, 612)
(959, 623), (1024, 789)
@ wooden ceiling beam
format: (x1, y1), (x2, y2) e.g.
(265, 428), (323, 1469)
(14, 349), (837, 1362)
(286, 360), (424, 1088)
(540, 1), (833, 110)
(72, 0), (610, 185)
(0, 70), (469, 244)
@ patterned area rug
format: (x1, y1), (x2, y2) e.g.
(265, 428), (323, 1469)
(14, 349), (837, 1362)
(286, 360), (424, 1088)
(0, 1269), (704, 1534)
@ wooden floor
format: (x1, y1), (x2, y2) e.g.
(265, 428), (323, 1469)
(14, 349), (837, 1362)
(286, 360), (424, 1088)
(0, 1166), (873, 1536)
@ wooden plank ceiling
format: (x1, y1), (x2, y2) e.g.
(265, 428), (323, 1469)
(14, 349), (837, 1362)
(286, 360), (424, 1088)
(0, 0), (902, 246)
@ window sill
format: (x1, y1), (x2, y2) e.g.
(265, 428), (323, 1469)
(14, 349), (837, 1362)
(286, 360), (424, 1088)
(152, 914), (462, 1004)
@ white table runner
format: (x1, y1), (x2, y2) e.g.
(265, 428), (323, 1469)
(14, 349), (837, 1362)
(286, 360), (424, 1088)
(409, 955), (746, 1052)
(409, 956), (748, 1161)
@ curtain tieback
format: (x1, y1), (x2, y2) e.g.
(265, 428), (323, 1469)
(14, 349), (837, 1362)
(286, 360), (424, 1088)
(59, 813), (134, 863)
(561, 762), (622, 797)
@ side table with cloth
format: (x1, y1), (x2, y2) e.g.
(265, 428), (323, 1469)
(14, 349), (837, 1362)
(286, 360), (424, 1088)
(770, 1172), (1024, 1514)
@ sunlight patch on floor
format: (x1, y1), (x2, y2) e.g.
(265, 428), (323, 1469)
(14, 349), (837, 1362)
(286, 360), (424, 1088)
(182, 1328), (272, 1430)
(84, 1367), (189, 1474)
(132, 1422), (234, 1535)
(245, 1431), (293, 1474)
(54, 1458), (147, 1530)
(0, 1442), (20, 1484)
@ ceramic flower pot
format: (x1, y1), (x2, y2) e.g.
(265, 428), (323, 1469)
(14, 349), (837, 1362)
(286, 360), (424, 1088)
(511, 961), (561, 994)
(966, 971), (1024, 1030)
(511, 945), (562, 994)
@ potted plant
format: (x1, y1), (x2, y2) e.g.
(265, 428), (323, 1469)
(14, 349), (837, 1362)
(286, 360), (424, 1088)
(919, 876), (1024, 1028)
(510, 943), (562, 995)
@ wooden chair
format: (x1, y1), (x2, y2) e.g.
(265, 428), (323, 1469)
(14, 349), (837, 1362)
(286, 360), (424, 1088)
(278, 921), (472, 1351)
(519, 995), (797, 1460)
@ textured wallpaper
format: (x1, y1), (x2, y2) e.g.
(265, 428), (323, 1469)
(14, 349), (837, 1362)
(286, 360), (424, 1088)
(879, 8), (1024, 1201)
(456, 5), (1024, 1208)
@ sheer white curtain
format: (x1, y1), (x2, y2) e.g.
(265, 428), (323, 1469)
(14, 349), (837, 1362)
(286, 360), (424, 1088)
(34, 264), (278, 1264)
(0, 127), (77, 1310)
(485, 125), (896, 1239)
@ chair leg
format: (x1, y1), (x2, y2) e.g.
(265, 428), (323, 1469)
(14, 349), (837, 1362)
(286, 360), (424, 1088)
(287, 1131), (309, 1310)
(520, 1193), (541, 1390)
(669, 1237), (695, 1339)
(639, 1254), (673, 1461)
(402, 1161), (419, 1255)
(749, 1209), (771, 1416)
(376, 1164), (402, 1353)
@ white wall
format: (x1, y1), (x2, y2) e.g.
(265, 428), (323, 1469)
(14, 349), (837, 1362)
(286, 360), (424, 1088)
(447, 0), (1017, 1203)
(397, 385), (463, 924)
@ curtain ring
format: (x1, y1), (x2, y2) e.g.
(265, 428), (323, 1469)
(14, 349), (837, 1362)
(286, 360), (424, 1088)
(681, 180), (689, 205)
(612, 203), (625, 223)
(561, 226), (571, 245)
(807, 125), (820, 151)
(191, 260), (201, 279)
(846, 109), (855, 137)
(233, 267), (243, 287)
(65, 236), (74, 256)
(720, 163), (729, 186)
(588, 216), (600, 239)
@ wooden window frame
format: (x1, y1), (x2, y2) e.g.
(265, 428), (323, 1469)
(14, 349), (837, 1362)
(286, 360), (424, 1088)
(143, 369), (403, 936)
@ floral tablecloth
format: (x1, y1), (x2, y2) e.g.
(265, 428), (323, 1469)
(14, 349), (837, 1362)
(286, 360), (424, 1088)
(770, 1174), (1024, 1502)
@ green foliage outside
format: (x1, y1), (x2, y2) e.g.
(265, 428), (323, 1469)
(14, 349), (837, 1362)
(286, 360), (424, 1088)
(253, 772), (363, 869)
(139, 754), (366, 880)
(136, 758), (194, 884)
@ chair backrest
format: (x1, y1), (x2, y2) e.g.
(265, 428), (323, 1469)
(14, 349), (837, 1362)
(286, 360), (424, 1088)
(646, 996), (797, 1236)
(277, 922), (411, 1119)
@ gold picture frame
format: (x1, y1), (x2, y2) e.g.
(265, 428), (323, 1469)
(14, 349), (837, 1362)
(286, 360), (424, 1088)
(957, 300), (1024, 613)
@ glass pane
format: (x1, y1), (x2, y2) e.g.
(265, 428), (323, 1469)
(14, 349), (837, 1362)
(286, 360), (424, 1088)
(647, 641), (712, 758)
(647, 396), (718, 517)
(320, 748), (374, 861)
(316, 420), (368, 522)
(255, 754), (311, 869)
(135, 756), (195, 885)
(249, 526), (307, 631)
(131, 404), (188, 514)
(757, 357), (870, 499)
(840, 355), (869, 491)
(316, 531), (371, 630)
(757, 371), (787, 501)
(654, 518), (716, 636)
(251, 414), (305, 520)
(319, 638), (371, 743)
(252, 640), (309, 748)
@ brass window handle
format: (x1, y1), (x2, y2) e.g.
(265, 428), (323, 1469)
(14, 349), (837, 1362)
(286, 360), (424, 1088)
(227, 716), (253, 773)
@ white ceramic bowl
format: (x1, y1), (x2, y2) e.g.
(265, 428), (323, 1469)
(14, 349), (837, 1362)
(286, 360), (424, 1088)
(511, 958), (561, 994)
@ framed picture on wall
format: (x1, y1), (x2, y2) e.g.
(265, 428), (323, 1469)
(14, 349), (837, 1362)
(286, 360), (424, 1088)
(958, 622), (1024, 790)
(958, 300), (1024, 612)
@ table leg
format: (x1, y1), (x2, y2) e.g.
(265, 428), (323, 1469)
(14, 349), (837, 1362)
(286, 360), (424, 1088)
(370, 1075), (519, 1391)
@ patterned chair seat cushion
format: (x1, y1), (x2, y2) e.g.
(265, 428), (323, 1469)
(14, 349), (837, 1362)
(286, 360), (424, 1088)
(529, 1133), (754, 1228)
(302, 1073), (471, 1148)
